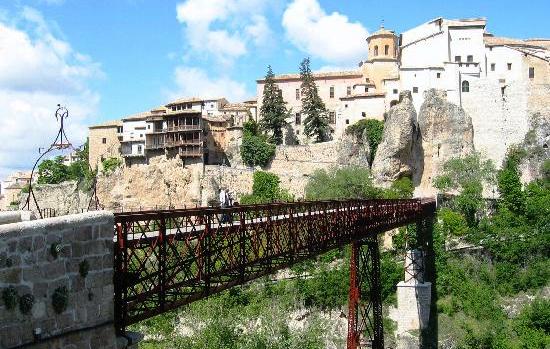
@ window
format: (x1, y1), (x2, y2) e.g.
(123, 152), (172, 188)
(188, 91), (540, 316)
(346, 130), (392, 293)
(393, 89), (398, 94)
(294, 88), (300, 100)
(295, 113), (301, 125)
(436, 73), (441, 78)
(365, 87), (369, 93)
(361, 112), (366, 118)
(345, 104), (348, 108)
(137, 145), (142, 154)
(491, 63), (495, 71)
(507, 63), (512, 70)
(467, 55), (473, 62)
(117, 126), (123, 133)
(102, 138), (106, 144)
(529, 67), (535, 79)
(147, 125), (150, 129)
(345, 119), (349, 125)
(347, 86), (351, 96)
(461, 80), (470, 93)
(329, 86), (334, 98)
(374, 45), (378, 56)
(384, 45), (389, 55)
(278, 89), (283, 98)
(413, 87), (418, 93)
(210, 103), (214, 108)
(329, 112), (336, 124)
(454, 56), (461, 62)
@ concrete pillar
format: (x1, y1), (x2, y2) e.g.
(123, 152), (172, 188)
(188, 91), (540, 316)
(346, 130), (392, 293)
(390, 249), (432, 348)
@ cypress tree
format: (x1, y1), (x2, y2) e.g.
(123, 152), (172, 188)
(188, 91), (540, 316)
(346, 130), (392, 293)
(300, 57), (330, 142)
(259, 65), (288, 145)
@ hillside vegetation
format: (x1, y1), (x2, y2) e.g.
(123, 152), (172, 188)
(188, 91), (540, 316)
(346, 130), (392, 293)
(133, 153), (549, 348)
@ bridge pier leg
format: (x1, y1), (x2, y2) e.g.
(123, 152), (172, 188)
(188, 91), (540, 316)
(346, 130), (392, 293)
(347, 237), (384, 349)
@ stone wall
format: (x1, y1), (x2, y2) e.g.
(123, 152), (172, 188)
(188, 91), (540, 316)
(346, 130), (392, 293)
(0, 211), (117, 349)
(25, 181), (92, 217)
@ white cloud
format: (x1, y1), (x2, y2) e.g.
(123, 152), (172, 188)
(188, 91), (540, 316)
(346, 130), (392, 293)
(0, 8), (101, 181)
(170, 66), (249, 102)
(282, 0), (369, 64)
(175, 0), (273, 65)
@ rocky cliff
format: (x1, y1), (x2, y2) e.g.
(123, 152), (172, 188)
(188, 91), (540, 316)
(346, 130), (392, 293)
(26, 180), (92, 216)
(97, 156), (202, 211)
(416, 89), (475, 195)
(371, 91), (421, 186)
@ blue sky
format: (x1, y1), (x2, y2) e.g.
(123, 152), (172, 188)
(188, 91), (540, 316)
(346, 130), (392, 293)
(1, 0), (549, 179)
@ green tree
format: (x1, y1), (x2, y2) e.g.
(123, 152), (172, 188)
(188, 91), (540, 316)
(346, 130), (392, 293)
(497, 146), (525, 214)
(434, 153), (496, 227)
(345, 119), (384, 166)
(240, 120), (276, 168)
(259, 66), (289, 145)
(240, 171), (293, 204)
(305, 166), (382, 200)
(37, 156), (70, 184)
(300, 58), (330, 142)
(101, 157), (122, 175)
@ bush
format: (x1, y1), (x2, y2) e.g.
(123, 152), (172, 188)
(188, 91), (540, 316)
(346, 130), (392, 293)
(305, 166), (382, 200)
(240, 120), (276, 168)
(101, 157), (122, 175)
(240, 171), (293, 204)
(345, 119), (384, 165)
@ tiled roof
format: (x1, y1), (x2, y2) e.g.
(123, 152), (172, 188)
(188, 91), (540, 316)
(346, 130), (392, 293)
(89, 119), (123, 129)
(121, 111), (151, 121)
(220, 103), (250, 111)
(258, 70), (362, 82)
(340, 92), (386, 100)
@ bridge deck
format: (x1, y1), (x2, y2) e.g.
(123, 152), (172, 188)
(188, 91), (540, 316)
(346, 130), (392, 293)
(113, 198), (436, 332)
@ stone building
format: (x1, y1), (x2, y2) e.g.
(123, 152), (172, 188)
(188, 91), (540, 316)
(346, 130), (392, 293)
(88, 120), (122, 170)
(256, 17), (550, 166)
(0, 171), (32, 210)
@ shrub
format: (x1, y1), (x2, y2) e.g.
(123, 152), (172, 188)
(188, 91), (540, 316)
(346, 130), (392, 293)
(305, 166), (382, 200)
(101, 157), (122, 175)
(240, 120), (276, 168)
(345, 119), (384, 165)
(240, 171), (293, 204)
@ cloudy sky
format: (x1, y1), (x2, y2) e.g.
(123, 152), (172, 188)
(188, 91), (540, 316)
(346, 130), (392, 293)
(1, 0), (549, 180)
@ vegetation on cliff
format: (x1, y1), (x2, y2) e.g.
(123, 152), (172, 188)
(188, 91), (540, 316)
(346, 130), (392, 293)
(36, 140), (93, 188)
(240, 120), (276, 168)
(134, 151), (548, 348)
(345, 119), (384, 166)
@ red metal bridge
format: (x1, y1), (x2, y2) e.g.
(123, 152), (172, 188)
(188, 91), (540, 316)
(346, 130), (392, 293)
(114, 198), (436, 349)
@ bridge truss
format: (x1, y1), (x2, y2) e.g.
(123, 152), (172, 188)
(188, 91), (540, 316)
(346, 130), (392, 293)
(113, 198), (436, 348)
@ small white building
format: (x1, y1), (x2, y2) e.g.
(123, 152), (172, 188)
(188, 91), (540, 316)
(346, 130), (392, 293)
(120, 112), (149, 158)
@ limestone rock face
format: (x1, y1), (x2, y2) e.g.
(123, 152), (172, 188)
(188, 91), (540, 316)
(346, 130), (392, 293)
(26, 180), (91, 216)
(372, 91), (420, 185)
(519, 112), (550, 183)
(417, 89), (474, 195)
(225, 132), (244, 167)
(336, 132), (371, 167)
(97, 156), (201, 211)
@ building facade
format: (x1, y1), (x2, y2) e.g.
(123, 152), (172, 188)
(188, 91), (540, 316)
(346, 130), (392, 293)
(256, 17), (550, 165)
(88, 120), (123, 170)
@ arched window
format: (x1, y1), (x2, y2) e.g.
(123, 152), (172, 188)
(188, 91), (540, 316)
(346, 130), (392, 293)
(384, 45), (389, 55)
(461, 80), (470, 93)
(374, 45), (378, 56)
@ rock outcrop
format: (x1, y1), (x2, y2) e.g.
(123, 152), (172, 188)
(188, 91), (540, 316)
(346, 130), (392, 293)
(336, 132), (371, 167)
(372, 91), (420, 186)
(26, 180), (92, 216)
(97, 156), (202, 211)
(519, 112), (550, 183)
(417, 89), (474, 195)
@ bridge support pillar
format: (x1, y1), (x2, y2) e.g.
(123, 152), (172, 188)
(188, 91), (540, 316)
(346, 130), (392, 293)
(347, 237), (384, 349)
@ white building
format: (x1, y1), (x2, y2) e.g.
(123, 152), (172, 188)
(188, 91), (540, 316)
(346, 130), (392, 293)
(120, 112), (149, 158)
(256, 17), (550, 165)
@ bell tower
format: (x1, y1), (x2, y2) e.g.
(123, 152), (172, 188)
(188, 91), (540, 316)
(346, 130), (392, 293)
(366, 24), (398, 61)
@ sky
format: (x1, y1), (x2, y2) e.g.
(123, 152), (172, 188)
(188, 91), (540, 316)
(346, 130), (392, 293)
(0, 0), (549, 181)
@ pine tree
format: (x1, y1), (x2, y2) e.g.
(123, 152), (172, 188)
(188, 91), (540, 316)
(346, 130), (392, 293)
(300, 57), (330, 142)
(259, 65), (288, 145)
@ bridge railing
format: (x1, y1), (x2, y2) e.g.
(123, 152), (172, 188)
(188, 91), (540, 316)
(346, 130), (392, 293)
(113, 198), (431, 333)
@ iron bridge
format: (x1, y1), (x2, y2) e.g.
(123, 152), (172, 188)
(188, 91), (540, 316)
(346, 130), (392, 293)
(114, 198), (436, 349)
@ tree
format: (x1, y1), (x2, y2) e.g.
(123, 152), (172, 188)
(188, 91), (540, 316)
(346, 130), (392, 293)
(305, 166), (382, 200)
(259, 66), (289, 145)
(240, 120), (276, 168)
(497, 146), (525, 214)
(434, 153), (496, 227)
(346, 119), (384, 166)
(37, 156), (70, 184)
(300, 58), (330, 142)
(240, 171), (293, 204)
